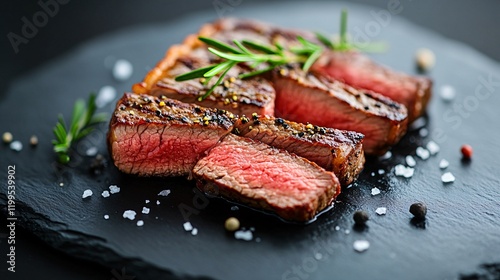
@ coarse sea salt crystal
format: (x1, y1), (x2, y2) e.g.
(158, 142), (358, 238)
(314, 253), (323, 260)
(156, 200), (160, 205)
(158, 189), (171, 196)
(101, 190), (110, 198)
(379, 151), (392, 160)
(335, 226), (340, 231)
(441, 172), (455, 183)
(416, 147), (430, 160)
(410, 117), (426, 131)
(419, 128), (429, 137)
(375, 207), (387, 215)
(353, 240), (370, 252)
(371, 188), (381, 196)
(82, 189), (93, 199)
(394, 164), (415, 178)
(104, 215), (109, 220)
(191, 228), (198, 236)
(231, 206), (239, 211)
(426, 141), (440, 155)
(10, 141), (23, 152)
(235, 230), (253, 241)
(439, 159), (449, 169)
(183, 222), (193, 231)
(109, 185), (120, 194)
(345, 229), (350, 235)
(378, 169), (385, 175)
(96, 85), (117, 108)
(371, 172), (375, 176)
(440, 85), (456, 101)
(112, 59), (133, 81)
(136, 220), (144, 227)
(142, 207), (150, 214)
(85, 146), (98, 156)
(145, 200), (150, 204)
(123, 210), (136, 220)
(406, 155), (416, 167)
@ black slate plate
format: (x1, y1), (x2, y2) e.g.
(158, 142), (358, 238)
(1, 2), (500, 280)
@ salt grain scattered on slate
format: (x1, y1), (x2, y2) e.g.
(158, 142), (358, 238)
(145, 200), (150, 204)
(410, 117), (426, 131)
(371, 187), (381, 196)
(419, 128), (429, 137)
(101, 190), (110, 198)
(379, 151), (392, 160)
(426, 141), (440, 155)
(112, 59), (133, 81)
(406, 155), (416, 167)
(142, 207), (150, 214)
(122, 210), (136, 220)
(439, 159), (449, 169)
(335, 226), (340, 231)
(375, 207), (387, 215)
(235, 230), (253, 241)
(314, 253), (323, 260)
(82, 189), (93, 199)
(158, 190), (171, 196)
(353, 240), (370, 252)
(345, 229), (350, 235)
(394, 164), (415, 178)
(10, 141), (23, 152)
(109, 185), (120, 194)
(378, 169), (385, 175)
(416, 147), (430, 160)
(191, 228), (198, 236)
(231, 206), (239, 211)
(156, 200), (160, 205)
(371, 172), (375, 176)
(96, 85), (117, 108)
(183, 222), (193, 231)
(104, 215), (109, 220)
(137, 220), (144, 227)
(441, 172), (456, 183)
(440, 85), (456, 101)
(86, 147), (98, 156)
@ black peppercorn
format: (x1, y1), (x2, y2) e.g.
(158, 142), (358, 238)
(409, 202), (427, 219)
(353, 210), (369, 225)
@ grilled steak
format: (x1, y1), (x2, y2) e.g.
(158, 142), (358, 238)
(108, 93), (235, 176)
(234, 114), (364, 186)
(206, 18), (431, 122)
(311, 51), (432, 122)
(193, 134), (341, 222)
(272, 64), (408, 155)
(133, 34), (275, 116)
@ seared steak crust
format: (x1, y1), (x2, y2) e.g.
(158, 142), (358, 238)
(108, 93), (235, 176)
(272, 64), (408, 155)
(234, 114), (364, 186)
(193, 134), (341, 222)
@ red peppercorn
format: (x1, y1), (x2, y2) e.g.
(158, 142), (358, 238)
(461, 144), (473, 159)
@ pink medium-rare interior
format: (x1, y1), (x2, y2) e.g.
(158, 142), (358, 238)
(110, 123), (226, 176)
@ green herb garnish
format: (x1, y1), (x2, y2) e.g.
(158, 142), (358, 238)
(52, 93), (107, 164)
(175, 36), (323, 100)
(316, 9), (388, 52)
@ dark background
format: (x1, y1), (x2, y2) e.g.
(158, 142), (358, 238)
(1, 1), (499, 279)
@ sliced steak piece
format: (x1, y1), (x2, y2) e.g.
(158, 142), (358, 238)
(108, 93), (235, 177)
(208, 18), (432, 122)
(133, 33), (275, 116)
(272, 64), (408, 155)
(233, 114), (364, 186)
(193, 134), (341, 222)
(311, 50), (432, 122)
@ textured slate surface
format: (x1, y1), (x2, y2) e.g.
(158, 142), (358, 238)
(1, 2), (500, 280)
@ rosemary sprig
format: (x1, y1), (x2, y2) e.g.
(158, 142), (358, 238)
(316, 9), (388, 52)
(175, 36), (322, 100)
(52, 93), (107, 164)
